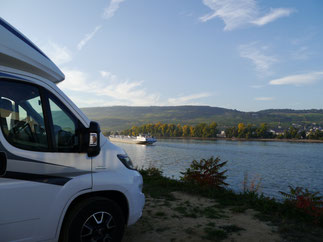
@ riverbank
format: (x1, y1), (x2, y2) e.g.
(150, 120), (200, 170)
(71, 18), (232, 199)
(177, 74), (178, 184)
(156, 136), (323, 143)
(124, 192), (281, 242)
(123, 168), (323, 242)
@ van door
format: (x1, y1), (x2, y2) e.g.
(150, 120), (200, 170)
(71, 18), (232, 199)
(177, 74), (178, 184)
(0, 79), (92, 241)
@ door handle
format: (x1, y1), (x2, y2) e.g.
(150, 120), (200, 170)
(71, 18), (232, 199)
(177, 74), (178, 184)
(0, 152), (7, 176)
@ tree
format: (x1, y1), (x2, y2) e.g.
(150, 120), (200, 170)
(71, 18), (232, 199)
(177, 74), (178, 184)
(182, 125), (190, 137)
(131, 126), (139, 136)
(166, 124), (176, 137)
(202, 125), (212, 137)
(209, 122), (218, 137)
(189, 126), (195, 137)
(194, 123), (207, 137)
(256, 123), (268, 138)
(161, 123), (168, 137)
(238, 123), (246, 138)
(225, 127), (237, 138)
(174, 124), (183, 137)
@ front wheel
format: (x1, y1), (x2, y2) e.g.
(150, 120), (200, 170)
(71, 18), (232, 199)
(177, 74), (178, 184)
(60, 197), (125, 242)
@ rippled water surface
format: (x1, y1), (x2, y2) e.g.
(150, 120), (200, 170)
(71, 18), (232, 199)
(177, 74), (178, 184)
(113, 139), (323, 198)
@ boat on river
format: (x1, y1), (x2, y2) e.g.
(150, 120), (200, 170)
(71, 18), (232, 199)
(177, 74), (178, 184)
(109, 134), (157, 144)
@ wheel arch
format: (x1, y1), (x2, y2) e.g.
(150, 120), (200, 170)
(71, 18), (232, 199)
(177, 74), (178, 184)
(58, 190), (129, 239)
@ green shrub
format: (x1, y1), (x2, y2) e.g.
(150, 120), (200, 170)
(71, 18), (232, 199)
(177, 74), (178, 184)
(139, 167), (163, 177)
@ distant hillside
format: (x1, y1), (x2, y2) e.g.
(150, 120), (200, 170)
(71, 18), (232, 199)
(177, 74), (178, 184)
(81, 106), (323, 131)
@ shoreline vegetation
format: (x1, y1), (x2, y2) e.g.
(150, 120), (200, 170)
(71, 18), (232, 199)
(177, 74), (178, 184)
(159, 136), (323, 143)
(125, 158), (323, 241)
(107, 122), (323, 143)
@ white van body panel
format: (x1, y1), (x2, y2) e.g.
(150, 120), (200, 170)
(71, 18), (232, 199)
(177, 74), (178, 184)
(0, 17), (64, 83)
(0, 17), (144, 242)
(91, 140), (145, 226)
(0, 176), (92, 241)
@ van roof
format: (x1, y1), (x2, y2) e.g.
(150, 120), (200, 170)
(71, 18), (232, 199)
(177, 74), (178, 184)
(0, 18), (64, 83)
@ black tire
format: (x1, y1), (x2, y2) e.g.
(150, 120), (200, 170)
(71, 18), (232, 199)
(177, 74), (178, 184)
(60, 197), (125, 242)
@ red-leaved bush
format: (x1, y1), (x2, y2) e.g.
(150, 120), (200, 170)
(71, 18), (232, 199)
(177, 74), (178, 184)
(280, 186), (323, 222)
(180, 156), (228, 189)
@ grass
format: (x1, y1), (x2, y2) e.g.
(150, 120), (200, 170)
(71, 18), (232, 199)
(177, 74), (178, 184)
(155, 211), (166, 217)
(172, 200), (225, 219)
(139, 168), (323, 241)
(202, 224), (244, 241)
(155, 226), (170, 233)
(219, 225), (245, 233)
(202, 227), (228, 241)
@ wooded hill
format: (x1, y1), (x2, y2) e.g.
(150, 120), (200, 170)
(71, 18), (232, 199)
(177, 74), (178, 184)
(81, 106), (323, 132)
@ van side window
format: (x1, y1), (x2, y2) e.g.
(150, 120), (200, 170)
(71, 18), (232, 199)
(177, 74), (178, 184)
(47, 93), (79, 152)
(0, 80), (48, 151)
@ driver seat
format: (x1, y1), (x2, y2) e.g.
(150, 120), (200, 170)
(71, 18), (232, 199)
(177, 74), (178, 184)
(0, 98), (14, 137)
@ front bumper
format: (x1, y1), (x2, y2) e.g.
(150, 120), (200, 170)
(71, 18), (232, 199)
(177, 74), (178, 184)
(127, 172), (145, 226)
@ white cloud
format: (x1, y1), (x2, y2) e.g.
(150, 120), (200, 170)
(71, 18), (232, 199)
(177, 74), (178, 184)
(58, 69), (214, 107)
(42, 42), (72, 66)
(168, 93), (211, 105)
(103, 0), (125, 19)
(291, 46), (312, 60)
(200, 0), (294, 31)
(58, 69), (213, 107)
(77, 25), (102, 51)
(239, 43), (277, 73)
(58, 69), (160, 106)
(100, 70), (117, 81)
(269, 72), (323, 86)
(100, 71), (110, 78)
(251, 8), (294, 26)
(58, 69), (92, 92)
(254, 97), (274, 101)
(250, 85), (265, 89)
(200, 0), (257, 30)
(65, 95), (109, 108)
(97, 80), (160, 106)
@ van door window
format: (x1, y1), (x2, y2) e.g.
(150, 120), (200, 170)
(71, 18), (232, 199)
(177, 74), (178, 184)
(47, 94), (79, 152)
(0, 80), (48, 151)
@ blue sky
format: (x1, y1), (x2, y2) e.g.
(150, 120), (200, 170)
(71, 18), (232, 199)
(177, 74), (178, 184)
(1, 0), (323, 111)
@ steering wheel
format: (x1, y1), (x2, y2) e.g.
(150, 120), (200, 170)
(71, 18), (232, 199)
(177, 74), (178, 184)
(11, 120), (36, 142)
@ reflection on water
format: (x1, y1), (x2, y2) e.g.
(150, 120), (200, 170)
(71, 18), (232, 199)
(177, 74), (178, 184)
(114, 139), (323, 199)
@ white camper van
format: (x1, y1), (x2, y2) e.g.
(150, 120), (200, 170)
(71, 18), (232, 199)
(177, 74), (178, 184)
(0, 18), (145, 242)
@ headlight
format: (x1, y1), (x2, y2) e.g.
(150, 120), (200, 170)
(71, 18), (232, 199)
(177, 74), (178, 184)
(117, 154), (135, 170)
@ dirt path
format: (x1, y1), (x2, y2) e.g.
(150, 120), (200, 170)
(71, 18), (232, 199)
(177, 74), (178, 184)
(123, 192), (282, 242)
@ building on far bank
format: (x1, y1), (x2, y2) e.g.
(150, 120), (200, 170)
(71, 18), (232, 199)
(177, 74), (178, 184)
(217, 130), (226, 138)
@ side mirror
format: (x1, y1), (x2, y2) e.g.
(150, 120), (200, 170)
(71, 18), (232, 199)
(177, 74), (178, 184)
(80, 121), (101, 157)
(0, 152), (7, 176)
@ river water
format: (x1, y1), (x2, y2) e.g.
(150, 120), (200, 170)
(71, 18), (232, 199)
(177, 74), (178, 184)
(113, 139), (323, 199)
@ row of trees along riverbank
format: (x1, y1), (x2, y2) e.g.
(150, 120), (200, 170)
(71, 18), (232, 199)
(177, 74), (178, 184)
(115, 122), (323, 140)
(119, 122), (218, 138)
(226, 123), (323, 140)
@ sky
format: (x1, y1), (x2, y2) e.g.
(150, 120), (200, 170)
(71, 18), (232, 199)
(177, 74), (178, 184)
(1, 0), (323, 111)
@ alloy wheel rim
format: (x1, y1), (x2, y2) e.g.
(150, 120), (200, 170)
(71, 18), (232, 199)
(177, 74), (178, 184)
(81, 211), (116, 242)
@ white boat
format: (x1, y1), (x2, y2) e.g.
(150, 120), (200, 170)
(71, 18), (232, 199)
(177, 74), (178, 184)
(109, 135), (157, 144)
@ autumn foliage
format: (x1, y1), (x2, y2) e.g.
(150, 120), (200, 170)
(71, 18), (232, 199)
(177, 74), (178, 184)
(181, 156), (228, 189)
(280, 186), (323, 223)
(120, 122), (218, 138)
